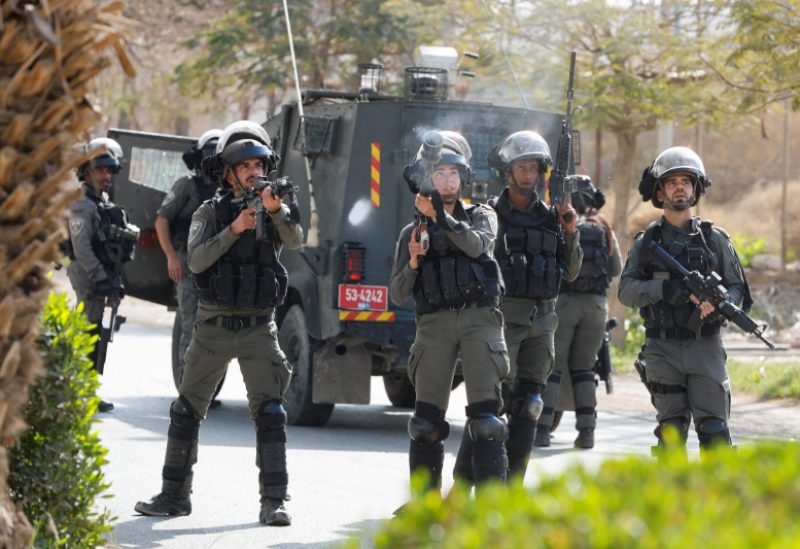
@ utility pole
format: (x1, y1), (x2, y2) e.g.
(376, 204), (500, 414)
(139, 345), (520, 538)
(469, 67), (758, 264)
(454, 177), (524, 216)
(781, 98), (790, 271)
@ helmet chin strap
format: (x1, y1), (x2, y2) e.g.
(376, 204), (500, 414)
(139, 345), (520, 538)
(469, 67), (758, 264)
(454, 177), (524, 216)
(509, 173), (539, 202)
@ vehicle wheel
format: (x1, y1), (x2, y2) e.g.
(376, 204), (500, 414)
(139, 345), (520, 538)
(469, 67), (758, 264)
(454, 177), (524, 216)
(171, 312), (225, 399)
(279, 305), (334, 426)
(550, 410), (564, 433)
(383, 372), (415, 408)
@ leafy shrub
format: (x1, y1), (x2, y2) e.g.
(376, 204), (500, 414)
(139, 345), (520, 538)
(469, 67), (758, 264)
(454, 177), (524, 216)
(364, 442), (800, 548)
(730, 234), (766, 268)
(8, 292), (112, 547)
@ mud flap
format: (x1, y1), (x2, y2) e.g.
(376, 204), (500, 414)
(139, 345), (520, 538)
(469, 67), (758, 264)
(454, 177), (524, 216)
(312, 337), (371, 404)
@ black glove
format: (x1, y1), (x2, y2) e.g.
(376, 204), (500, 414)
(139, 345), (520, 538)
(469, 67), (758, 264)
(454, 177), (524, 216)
(662, 280), (691, 306)
(94, 278), (124, 298)
(94, 279), (113, 297)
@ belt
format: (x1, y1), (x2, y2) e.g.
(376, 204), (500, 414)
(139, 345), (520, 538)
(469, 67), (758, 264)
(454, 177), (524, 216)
(532, 300), (556, 316)
(205, 315), (271, 331)
(646, 325), (720, 340)
(443, 297), (498, 311)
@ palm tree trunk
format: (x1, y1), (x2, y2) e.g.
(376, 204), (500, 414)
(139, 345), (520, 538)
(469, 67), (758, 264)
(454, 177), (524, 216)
(0, 2), (133, 545)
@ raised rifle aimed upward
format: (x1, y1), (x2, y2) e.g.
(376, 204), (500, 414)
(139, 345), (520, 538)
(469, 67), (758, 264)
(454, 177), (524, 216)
(548, 50), (577, 221)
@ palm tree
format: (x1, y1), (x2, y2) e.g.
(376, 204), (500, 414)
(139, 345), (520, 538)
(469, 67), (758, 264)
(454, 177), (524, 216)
(0, 1), (133, 544)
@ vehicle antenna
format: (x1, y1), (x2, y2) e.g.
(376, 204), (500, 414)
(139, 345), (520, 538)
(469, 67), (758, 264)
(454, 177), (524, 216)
(282, 0), (319, 245)
(479, 0), (530, 108)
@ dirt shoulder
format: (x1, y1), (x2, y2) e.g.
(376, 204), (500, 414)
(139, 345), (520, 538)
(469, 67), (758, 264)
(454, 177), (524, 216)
(598, 373), (800, 443)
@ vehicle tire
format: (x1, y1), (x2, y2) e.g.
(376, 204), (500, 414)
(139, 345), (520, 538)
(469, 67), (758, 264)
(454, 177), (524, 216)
(279, 305), (334, 426)
(171, 312), (225, 400)
(383, 373), (415, 408)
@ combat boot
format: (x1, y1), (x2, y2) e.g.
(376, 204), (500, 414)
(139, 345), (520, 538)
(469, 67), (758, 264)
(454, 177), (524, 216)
(260, 498), (291, 526)
(574, 428), (594, 449)
(534, 427), (551, 447)
(134, 478), (192, 516)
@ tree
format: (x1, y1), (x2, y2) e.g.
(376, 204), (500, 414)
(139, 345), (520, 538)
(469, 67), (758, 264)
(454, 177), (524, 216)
(175, 0), (421, 115)
(508, 0), (734, 245)
(0, 1), (133, 545)
(717, 0), (800, 112)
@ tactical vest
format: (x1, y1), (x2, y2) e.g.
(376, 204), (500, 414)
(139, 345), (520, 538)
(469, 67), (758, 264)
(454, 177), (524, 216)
(490, 194), (564, 301)
(195, 192), (287, 308)
(413, 204), (502, 315)
(561, 217), (611, 295)
(170, 176), (217, 250)
(637, 221), (721, 331)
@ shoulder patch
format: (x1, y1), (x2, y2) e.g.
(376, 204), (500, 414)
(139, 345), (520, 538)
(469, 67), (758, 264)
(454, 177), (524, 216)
(189, 220), (204, 240)
(160, 190), (176, 207)
(68, 217), (85, 236)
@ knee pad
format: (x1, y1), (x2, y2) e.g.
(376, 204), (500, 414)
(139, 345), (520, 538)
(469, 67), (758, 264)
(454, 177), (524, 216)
(466, 400), (508, 443)
(169, 397), (200, 438)
(509, 380), (544, 421)
(408, 401), (449, 444)
(696, 417), (731, 448)
(256, 400), (288, 431)
(467, 415), (508, 443)
(655, 416), (689, 444)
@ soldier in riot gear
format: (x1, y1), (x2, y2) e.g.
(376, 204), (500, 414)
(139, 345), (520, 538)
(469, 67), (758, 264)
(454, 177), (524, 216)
(536, 176), (622, 449)
(154, 128), (223, 403)
(390, 130), (510, 492)
(452, 130), (582, 481)
(135, 120), (303, 526)
(66, 137), (136, 413)
(619, 146), (748, 454)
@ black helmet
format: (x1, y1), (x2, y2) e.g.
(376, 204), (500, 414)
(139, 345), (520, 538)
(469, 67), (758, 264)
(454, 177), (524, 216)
(568, 175), (605, 213)
(182, 128), (222, 171)
(77, 137), (123, 180)
(488, 130), (552, 175)
(639, 146), (710, 208)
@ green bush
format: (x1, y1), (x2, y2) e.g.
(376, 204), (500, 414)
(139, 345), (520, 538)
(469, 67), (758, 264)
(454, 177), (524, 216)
(363, 442), (800, 548)
(728, 360), (800, 400)
(8, 292), (112, 547)
(730, 234), (766, 268)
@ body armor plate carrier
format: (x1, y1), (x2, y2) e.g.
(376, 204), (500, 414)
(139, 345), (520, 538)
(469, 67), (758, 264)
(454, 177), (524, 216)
(413, 204), (502, 315)
(638, 221), (721, 332)
(490, 195), (564, 301)
(561, 217), (611, 295)
(170, 176), (217, 251)
(195, 192), (288, 308)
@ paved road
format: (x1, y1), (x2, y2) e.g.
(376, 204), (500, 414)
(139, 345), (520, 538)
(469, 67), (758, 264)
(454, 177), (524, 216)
(78, 287), (799, 548)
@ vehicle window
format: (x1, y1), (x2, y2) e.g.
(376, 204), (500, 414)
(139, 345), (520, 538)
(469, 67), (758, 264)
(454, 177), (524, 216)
(129, 147), (188, 192)
(465, 129), (507, 169)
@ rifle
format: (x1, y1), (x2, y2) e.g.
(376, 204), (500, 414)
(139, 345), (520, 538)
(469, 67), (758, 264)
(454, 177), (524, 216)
(593, 317), (619, 394)
(648, 241), (775, 349)
(548, 50), (577, 223)
(94, 224), (138, 374)
(250, 174), (299, 240)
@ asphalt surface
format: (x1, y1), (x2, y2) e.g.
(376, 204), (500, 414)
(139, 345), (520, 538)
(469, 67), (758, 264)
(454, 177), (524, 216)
(46, 273), (797, 548)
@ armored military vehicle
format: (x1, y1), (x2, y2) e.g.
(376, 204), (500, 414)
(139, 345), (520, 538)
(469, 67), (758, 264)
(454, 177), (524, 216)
(109, 55), (574, 426)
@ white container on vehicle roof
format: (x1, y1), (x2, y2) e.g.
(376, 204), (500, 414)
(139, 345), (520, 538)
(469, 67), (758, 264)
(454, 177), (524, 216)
(415, 46), (460, 70)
